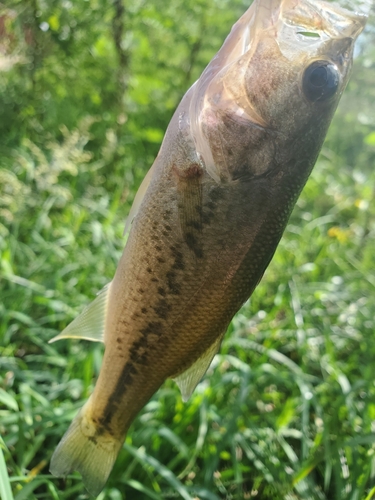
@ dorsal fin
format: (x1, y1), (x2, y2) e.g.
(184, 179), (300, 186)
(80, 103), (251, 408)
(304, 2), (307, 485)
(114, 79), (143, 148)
(172, 336), (222, 402)
(124, 164), (156, 236)
(49, 283), (111, 344)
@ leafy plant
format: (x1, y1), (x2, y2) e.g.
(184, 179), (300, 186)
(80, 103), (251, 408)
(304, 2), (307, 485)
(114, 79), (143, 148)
(1, 1), (375, 499)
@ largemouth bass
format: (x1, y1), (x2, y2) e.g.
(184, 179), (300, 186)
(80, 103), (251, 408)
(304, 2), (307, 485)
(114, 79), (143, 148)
(49, 0), (367, 495)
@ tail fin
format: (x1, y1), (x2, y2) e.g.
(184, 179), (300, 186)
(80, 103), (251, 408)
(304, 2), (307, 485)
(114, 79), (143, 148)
(50, 400), (123, 496)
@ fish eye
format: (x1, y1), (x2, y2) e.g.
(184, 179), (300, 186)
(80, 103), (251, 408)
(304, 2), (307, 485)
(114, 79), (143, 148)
(302, 61), (340, 103)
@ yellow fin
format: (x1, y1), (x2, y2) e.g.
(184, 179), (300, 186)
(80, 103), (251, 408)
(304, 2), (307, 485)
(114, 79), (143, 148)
(124, 164), (155, 235)
(173, 336), (222, 402)
(50, 399), (123, 497)
(49, 283), (111, 344)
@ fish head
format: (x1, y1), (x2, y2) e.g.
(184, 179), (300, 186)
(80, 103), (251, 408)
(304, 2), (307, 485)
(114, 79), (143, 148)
(190, 0), (367, 182)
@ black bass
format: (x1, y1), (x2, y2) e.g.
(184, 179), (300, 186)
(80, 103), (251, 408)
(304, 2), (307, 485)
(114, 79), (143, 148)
(49, 0), (366, 495)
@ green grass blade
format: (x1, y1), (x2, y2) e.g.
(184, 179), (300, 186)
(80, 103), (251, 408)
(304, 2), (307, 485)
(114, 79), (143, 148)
(124, 444), (194, 500)
(14, 479), (46, 500)
(0, 437), (14, 500)
(124, 479), (163, 499)
(365, 487), (375, 500)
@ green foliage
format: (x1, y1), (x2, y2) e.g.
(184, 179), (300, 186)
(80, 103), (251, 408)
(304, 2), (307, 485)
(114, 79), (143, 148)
(1, 1), (375, 499)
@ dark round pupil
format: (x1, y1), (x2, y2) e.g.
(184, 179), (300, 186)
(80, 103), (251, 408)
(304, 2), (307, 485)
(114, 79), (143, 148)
(302, 60), (339, 103)
(310, 66), (328, 87)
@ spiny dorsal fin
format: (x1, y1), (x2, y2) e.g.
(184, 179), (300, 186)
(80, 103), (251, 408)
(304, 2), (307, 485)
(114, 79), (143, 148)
(124, 164), (156, 236)
(49, 283), (111, 344)
(173, 336), (222, 402)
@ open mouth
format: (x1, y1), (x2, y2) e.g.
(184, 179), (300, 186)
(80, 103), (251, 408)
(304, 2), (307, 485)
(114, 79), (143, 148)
(277, 0), (367, 40)
(185, 0), (367, 182)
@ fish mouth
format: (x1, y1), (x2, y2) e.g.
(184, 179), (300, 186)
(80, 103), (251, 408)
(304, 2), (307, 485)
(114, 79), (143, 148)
(203, 0), (367, 78)
(187, 0), (367, 182)
(248, 0), (367, 48)
(277, 0), (367, 40)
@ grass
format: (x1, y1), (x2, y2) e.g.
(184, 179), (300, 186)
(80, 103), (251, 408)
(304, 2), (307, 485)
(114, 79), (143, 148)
(1, 43), (375, 500)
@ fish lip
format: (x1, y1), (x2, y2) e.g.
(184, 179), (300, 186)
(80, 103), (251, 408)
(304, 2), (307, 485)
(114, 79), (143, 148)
(249, 0), (367, 41)
(310, 0), (367, 38)
(227, 0), (367, 64)
(187, 0), (367, 182)
(277, 0), (367, 40)
(197, 0), (367, 85)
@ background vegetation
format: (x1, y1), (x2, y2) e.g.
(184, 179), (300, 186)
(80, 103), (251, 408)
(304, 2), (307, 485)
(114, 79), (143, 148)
(1, 0), (375, 499)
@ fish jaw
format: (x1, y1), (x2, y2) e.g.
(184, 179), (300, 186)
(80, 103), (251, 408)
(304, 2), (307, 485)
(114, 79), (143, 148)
(181, 0), (367, 183)
(273, 0), (367, 72)
(280, 0), (367, 40)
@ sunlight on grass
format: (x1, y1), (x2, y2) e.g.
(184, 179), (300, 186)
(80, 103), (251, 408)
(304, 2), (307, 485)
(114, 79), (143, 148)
(1, 2), (375, 499)
(0, 437), (14, 500)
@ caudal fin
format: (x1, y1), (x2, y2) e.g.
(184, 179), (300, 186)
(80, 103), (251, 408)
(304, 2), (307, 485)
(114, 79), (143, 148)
(50, 401), (123, 496)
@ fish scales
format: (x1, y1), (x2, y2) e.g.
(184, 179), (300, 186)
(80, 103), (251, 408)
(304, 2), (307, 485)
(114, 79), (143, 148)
(49, 0), (367, 495)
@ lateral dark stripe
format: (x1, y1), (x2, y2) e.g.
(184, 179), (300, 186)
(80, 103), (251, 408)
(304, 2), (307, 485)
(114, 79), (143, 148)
(98, 320), (165, 428)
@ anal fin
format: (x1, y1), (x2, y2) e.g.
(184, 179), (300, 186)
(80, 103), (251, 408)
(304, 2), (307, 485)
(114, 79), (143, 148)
(172, 336), (222, 402)
(49, 283), (111, 344)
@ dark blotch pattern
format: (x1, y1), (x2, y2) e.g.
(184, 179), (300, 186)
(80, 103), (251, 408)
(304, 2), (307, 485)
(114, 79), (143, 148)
(185, 232), (204, 259)
(99, 361), (139, 427)
(153, 298), (170, 319)
(101, 318), (166, 428)
(166, 270), (181, 295)
(209, 186), (225, 202)
(187, 220), (202, 231)
(170, 246), (185, 271)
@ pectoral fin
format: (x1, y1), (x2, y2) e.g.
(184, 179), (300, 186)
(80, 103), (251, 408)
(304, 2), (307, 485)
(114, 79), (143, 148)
(176, 165), (204, 259)
(49, 283), (111, 344)
(124, 164), (156, 236)
(173, 336), (222, 402)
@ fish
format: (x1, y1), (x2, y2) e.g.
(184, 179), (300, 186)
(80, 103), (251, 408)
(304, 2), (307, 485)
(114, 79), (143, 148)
(49, 0), (367, 496)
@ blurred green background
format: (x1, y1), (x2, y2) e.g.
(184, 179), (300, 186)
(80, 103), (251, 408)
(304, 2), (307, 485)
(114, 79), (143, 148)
(1, 1), (375, 499)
